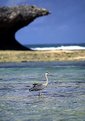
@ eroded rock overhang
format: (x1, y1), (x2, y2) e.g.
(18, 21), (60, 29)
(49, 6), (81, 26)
(0, 5), (49, 50)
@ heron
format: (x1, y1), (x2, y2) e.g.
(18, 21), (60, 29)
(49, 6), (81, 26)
(29, 73), (48, 95)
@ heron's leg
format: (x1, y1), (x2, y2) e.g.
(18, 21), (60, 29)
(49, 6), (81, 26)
(38, 91), (41, 96)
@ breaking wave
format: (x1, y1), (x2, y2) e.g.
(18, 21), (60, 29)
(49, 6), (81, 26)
(31, 45), (85, 51)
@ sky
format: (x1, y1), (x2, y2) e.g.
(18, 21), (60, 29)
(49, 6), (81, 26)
(0, 0), (85, 45)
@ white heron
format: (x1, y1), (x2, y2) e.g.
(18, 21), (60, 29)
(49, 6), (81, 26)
(29, 73), (48, 95)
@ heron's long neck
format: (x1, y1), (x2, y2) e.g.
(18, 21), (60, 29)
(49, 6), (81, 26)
(43, 74), (48, 86)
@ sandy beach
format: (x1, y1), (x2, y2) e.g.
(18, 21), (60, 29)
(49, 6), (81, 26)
(0, 50), (85, 62)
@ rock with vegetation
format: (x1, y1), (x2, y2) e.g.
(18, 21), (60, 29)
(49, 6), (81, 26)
(0, 5), (49, 50)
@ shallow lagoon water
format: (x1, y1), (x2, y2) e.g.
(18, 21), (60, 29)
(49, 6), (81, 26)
(0, 61), (85, 121)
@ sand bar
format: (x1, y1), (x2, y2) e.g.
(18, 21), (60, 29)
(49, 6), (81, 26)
(0, 50), (85, 62)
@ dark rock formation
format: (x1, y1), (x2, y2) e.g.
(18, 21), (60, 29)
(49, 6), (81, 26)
(0, 5), (49, 50)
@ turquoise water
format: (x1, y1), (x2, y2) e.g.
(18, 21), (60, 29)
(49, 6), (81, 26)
(0, 61), (85, 121)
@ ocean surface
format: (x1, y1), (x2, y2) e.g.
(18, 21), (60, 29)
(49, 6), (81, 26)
(26, 43), (85, 50)
(0, 61), (85, 121)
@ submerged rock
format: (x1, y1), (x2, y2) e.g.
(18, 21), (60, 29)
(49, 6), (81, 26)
(0, 5), (49, 50)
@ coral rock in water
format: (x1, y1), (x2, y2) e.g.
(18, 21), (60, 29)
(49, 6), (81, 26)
(0, 5), (49, 50)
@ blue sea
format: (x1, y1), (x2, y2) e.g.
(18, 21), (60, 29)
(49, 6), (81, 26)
(26, 43), (85, 50)
(0, 61), (85, 121)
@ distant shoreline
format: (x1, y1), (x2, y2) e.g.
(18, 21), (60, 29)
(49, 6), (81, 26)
(0, 50), (85, 62)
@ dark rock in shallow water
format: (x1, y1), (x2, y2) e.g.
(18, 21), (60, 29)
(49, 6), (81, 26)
(0, 5), (49, 50)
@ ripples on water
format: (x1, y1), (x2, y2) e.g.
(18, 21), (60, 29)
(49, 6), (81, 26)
(0, 61), (85, 121)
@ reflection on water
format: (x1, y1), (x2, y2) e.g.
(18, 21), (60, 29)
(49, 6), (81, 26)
(0, 62), (85, 121)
